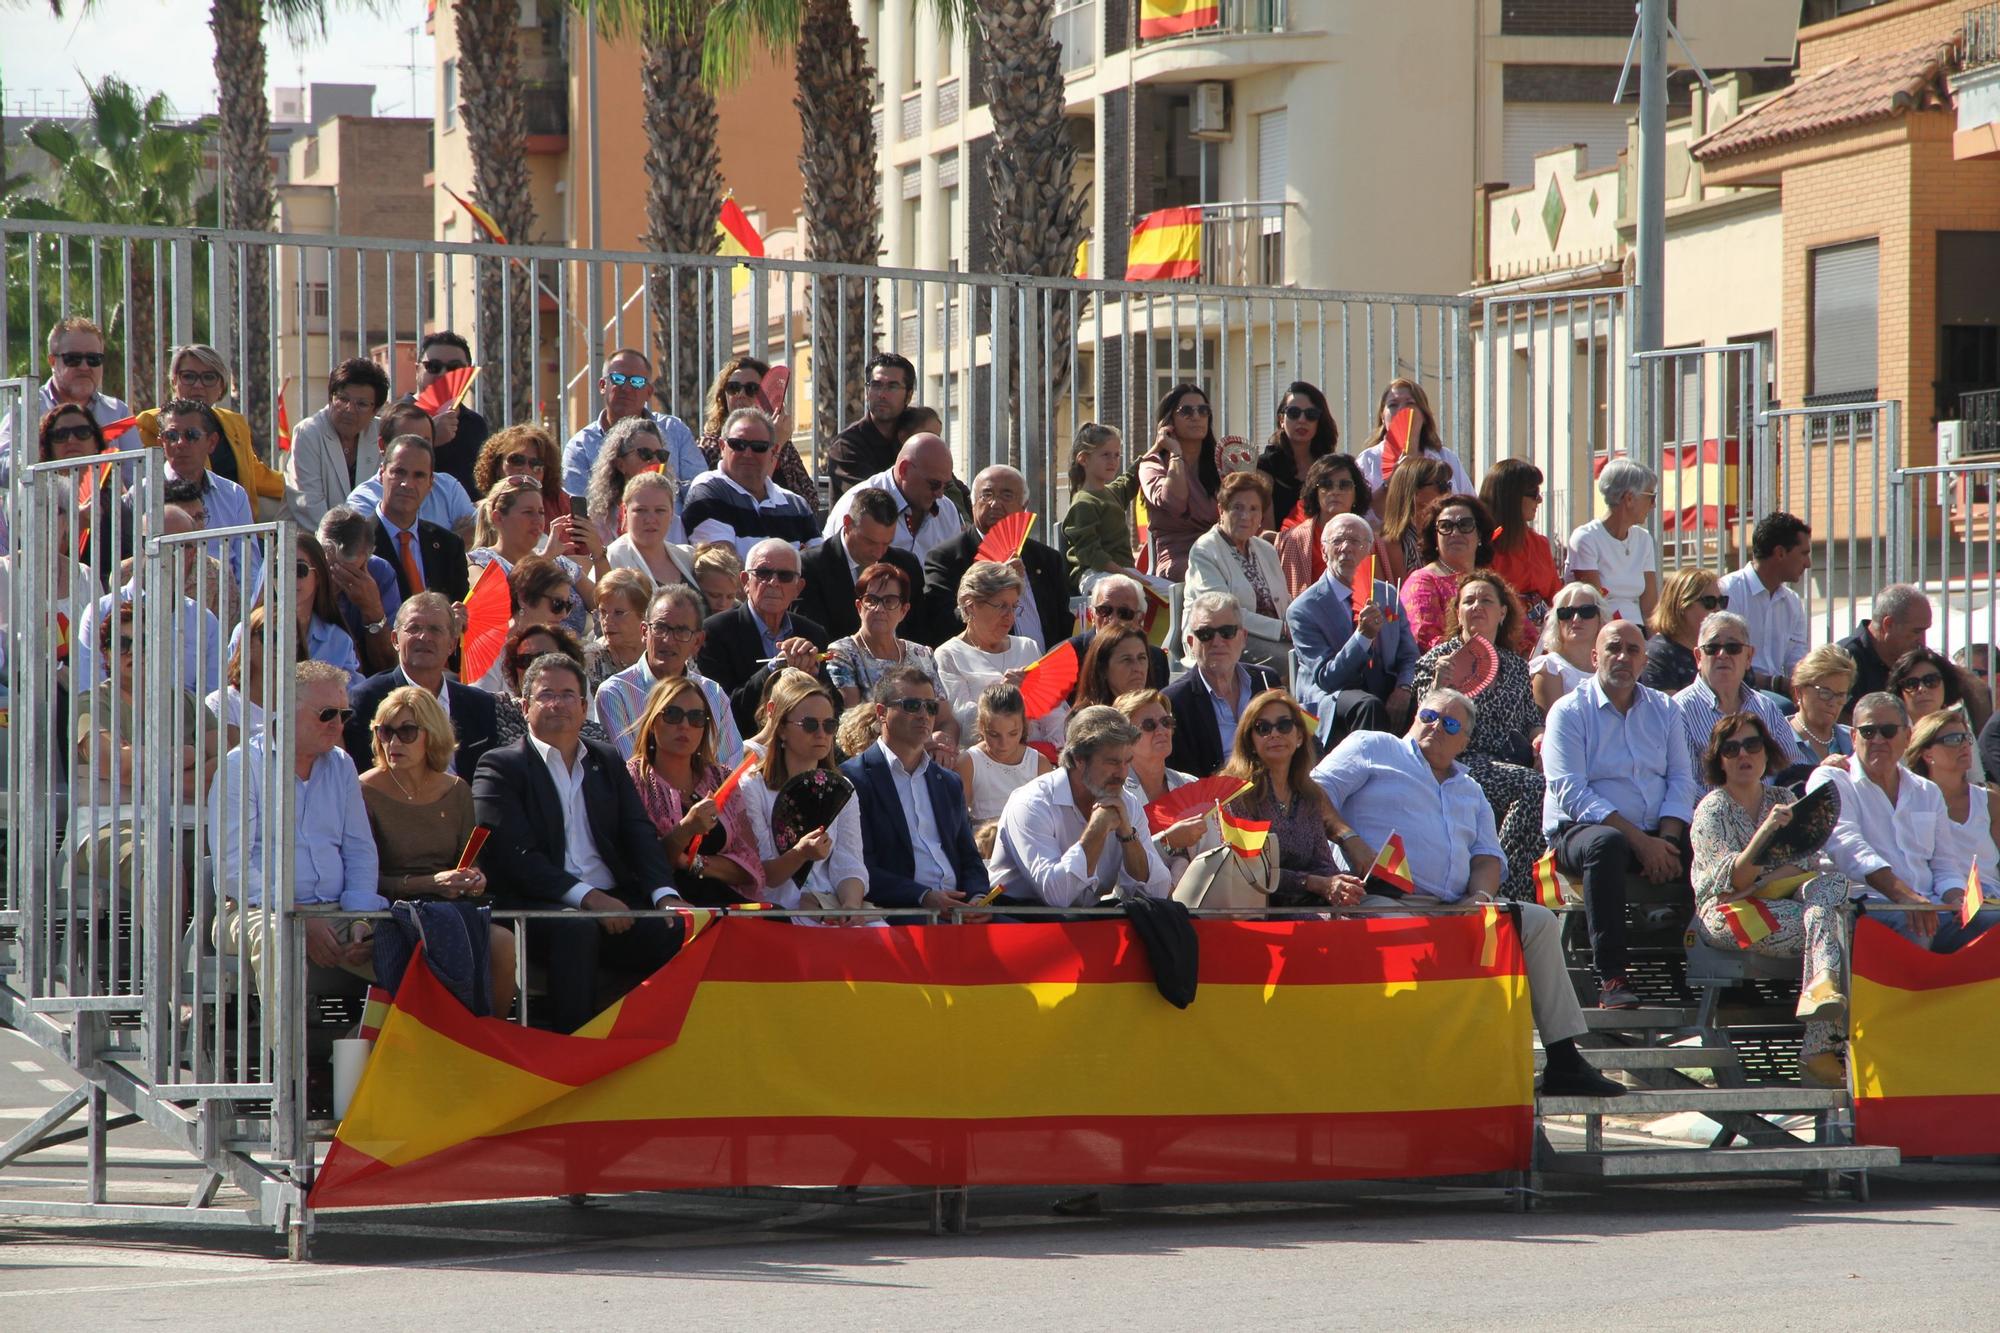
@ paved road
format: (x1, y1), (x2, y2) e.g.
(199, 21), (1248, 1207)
(3, 1030), (1997, 1329)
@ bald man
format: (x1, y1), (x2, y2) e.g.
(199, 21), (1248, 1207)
(694, 536), (833, 735)
(916, 463), (1074, 649)
(822, 432), (963, 566)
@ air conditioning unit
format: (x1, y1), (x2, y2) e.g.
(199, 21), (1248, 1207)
(1191, 82), (1229, 140)
(1941, 419), (1966, 461)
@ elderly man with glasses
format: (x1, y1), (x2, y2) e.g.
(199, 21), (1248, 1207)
(1063, 573), (1170, 689)
(592, 583), (741, 764)
(1, 315), (130, 459)
(1672, 610), (1811, 784)
(694, 536), (832, 736)
(559, 347), (705, 503)
(822, 433), (964, 566)
(1288, 512), (1418, 747)
(1162, 591), (1280, 778)
(681, 407), (819, 558)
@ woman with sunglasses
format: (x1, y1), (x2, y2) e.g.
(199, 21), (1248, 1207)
(1689, 711), (1853, 1088)
(1117, 688), (1219, 883)
(738, 668), (868, 920)
(1373, 454), (1454, 586)
(1357, 379), (1471, 512)
(489, 622), (617, 750)
(1220, 690), (1342, 906)
(628, 675), (764, 905)
(1256, 381), (1340, 526)
(294, 531), (360, 672)
(585, 415), (684, 549)
(1889, 645), (1991, 734)
(1788, 644), (1857, 764)
(1137, 383), (1225, 580)
(1906, 707), (2000, 887)
(935, 560), (1060, 744)
(1400, 493), (1495, 653)
(827, 561), (941, 708)
(1274, 452), (1370, 598)
(1530, 583), (1608, 714)
(1410, 571), (1546, 899)
(1481, 459), (1559, 652)
(358, 684), (517, 1016)
(470, 495), (593, 643)
(0, 406), (107, 640)
(472, 424), (568, 519)
(699, 357), (815, 501)
(1642, 568), (1726, 693)
(604, 471), (701, 596)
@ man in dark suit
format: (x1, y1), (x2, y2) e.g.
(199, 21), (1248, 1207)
(840, 667), (989, 913)
(921, 465), (1074, 650)
(344, 592), (498, 774)
(472, 653), (685, 1032)
(694, 537), (831, 737)
(795, 485), (924, 640)
(1165, 591), (1279, 777)
(1066, 573), (1170, 690)
(370, 435), (470, 603)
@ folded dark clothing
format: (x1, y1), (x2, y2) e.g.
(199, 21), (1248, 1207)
(1119, 895), (1199, 1010)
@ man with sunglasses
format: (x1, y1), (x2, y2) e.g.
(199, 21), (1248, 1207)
(695, 537), (832, 736)
(825, 351), (916, 504)
(593, 583), (742, 765)
(1716, 512), (1811, 702)
(1810, 692), (1993, 953)
(797, 486), (926, 641)
(822, 433), (963, 567)
(918, 464), (1070, 650)
(1, 315), (130, 459)
(842, 667), (990, 914)
(1671, 609), (1810, 784)
(1163, 592), (1279, 778)
(1064, 575), (1170, 688)
(345, 593), (498, 776)
(1288, 512), (1417, 747)
(682, 407), (819, 558)
(159, 397), (261, 594)
(1309, 688), (1624, 1097)
(559, 347), (704, 503)
(1542, 619), (1700, 1010)
(400, 331), (488, 491)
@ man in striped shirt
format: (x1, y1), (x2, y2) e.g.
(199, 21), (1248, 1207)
(1671, 610), (1812, 786)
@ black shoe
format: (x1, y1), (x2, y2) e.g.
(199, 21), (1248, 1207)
(1597, 977), (1641, 1010)
(1538, 1064), (1626, 1098)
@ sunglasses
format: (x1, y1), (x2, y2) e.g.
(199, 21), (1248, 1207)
(160, 428), (208, 444)
(1717, 735), (1765, 759)
(725, 436), (774, 454)
(1191, 625), (1240, 643)
(105, 633), (136, 653)
(538, 596), (576, 616)
(1282, 405), (1321, 422)
(724, 379), (762, 397)
(1695, 594), (1731, 611)
(48, 424), (96, 444)
(374, 722), (423, 744)
(1094, 604), (1141, 621)
(1700, 641), (1748, 658)
(510, 651), (547, 670)
(660, 705), (710, 729)
(316, 706), (356, 724)
(504, 453), (546, 472)
(59, 351), (105, 368)
(420, 358), (471, 375)
(1135, 715), (1176, 734)
(295, 561), (313, 580)
(1434, 516), (1479, 536)
(1174, 402), (1211, 419)
(1555, 604), (1602, 623)
(1251, 716), (1298, 738)
(605, 371), (650, 389)
(786, 715), (832, 734)
(1897, 672), (1944, 692)
(1417, 708), (1464, 735)
(623, 446), (664, 463)
(1854, 722), (1904, 741)
(888, 697), (942, 717)
(1931, 730), (1974, 748)
(747, 567), (799, 584)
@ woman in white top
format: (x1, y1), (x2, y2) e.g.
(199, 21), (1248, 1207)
(1529, 582), (1608, 714)
(1184, 469), (1291, 671)
(207, 604), (274, 743)
(955, 682), (1052, 823)
(736, 668), (868, 921)
(1118, 686), (1219, 887)
(1566, 457), (1660, 626)
(1906, 708), (2000, 884)
(285, 358), (387, 527)
(584, 415), (688, 548)
(1356, 379), (1473, 507)
(468, 476), (597, 640)
(602, 470), (700, 594)
(933, 559), (1061, 744)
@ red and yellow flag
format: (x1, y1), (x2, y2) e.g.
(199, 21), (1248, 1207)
(1382, 406), (1420, 476)
(1218, 807), (1270, 859)
(1720, 899), (1781, 949)
(442, 184), (507, 244)
(358, 986), (393, 1042)
(716, 196), (764, 296)
(308, 916), (1534, 1208)
(275, 374), (293, 448)
(1531, 849), (1567, 911)
(1851, 917), (2000, 1156)
(1368, 832), (1417, 897)
(1962, 862), (1986, 931)
(1139, 0), (1220, 38)
(1125, 207), (1202, 282)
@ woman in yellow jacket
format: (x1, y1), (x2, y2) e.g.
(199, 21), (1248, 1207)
(135, 343), (288, 511)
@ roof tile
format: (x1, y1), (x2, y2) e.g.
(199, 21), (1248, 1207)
(1691, 39), (1957, 161)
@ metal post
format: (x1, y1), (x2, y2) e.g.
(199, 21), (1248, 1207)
(1635, 0), (1667, 357)
(586, 0), (603, 363)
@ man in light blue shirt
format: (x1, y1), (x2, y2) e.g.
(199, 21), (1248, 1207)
(74, 506), (226, 694)
(160, 398), (262, 595)
(1542, 619), (1699, 1010)
(560, 348), (703, 500)
(590, 583), (741, 764)
(1715, 511), (1811, 698)
(209, 660), (384, 1000)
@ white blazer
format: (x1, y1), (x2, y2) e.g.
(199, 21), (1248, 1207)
(605, 534), (700, 593)
(1185, 526), (1291, 644)
(286, 407), (382, 528)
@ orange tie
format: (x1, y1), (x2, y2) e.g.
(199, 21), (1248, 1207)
(397, 528), (426, 593)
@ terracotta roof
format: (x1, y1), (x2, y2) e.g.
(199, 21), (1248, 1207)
(1691, 39), (1957, 161)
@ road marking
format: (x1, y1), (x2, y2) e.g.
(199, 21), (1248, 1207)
(11, 1060), (42, 1072)
(37, 1079), (71, 1093)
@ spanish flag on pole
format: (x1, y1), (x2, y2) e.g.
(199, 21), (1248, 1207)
(1139, 0), (1220, 39)
(1720, 899), (1781, 949)
(716, 196), (764, 296)
(1125, 206), (1202, 282)
(442, 184), (507, 245)
(1367, 832), (1417, 897)
(1218, 806), (1271, 859)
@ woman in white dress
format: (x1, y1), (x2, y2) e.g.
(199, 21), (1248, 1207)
(1118, 687), (1219, 886)
(1566, 458), (1659, 626)
(1529, 582), (1608, 715)
(933, 560), (1062, 745)
(1906, 707), (2000, 884)
(736, 668), (869, 923)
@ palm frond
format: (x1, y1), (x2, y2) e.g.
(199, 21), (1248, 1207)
(702, 0), (803, 90)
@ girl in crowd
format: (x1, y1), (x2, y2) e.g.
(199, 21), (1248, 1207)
(1568, 458), (1659, 625)
(1221, 689), (1341, 906)
(1071, 625), (1153, 710)
(1357, 379), (1471, 510)
(737, 669), (868, 921)
(1409, 571), (1545, 899)
(1642, 567), (1726, 694)
(1788, 644), (1856, 764)
(826, 562), (942, 707)
(697, 356), (813, 500)
(586, 567), (651, 692)
(1906, 708), (1999, 884)
(1688, 711), (1853, 1088)
(1255, 380), (1339, 525)
(603, 470), (700, 594)
(470, 477), (596, 639)
(1137, 383), (1223, 580)
(955, 683), (1052, 823)
(1061, 422), (1143, 595)
(1890, 645), (1991, 734)
(359, 685), (517, 1015)
(1529, 582), (1608, 713)
(585, 415), (681, 549)
(1481, 458), (1559, 651)
(1186, 470), (1290, 670)
(295, 531), (360, 671)
(1275, 452), (1370, 598)
(1401, 493), (1495, 653)
(1374, 454), (1453, 586)
(627, 675), (764, 905)
(472, 423), (567, 517)
(691, 542), (743, 617)
(1118, 687), (1219, 885)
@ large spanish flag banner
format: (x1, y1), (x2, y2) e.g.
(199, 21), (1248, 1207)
(1125, 207), (1203, 282)
(1139, 0), (1220, 38)
(309, 915), (1533, 1208)
(1850, 916), (2000, 1156)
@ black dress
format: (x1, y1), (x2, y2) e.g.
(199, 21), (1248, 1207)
(1641, 632), (1697, 693)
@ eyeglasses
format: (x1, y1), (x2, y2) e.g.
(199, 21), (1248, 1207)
(315, 706), (356, 724)
(660, 705), (709, 729)
(420, 358), (471, 375)
(538, 596), (575, 616)
(1524, 491), (1544, 503)
(861, 594), (905, 610)
(1717, 735), (1766, 759)
(175, 369), (224, 386)
(724, 436), (774, 454)
(1854, 722), (1904, 741)
(1191, 625), (1240, 643)
(623, 446), (664, 463)
(295, 561), (313, 580)
(1695, 594), (1731, 611)
(605, 371), (650, 389)
(1800, 682), (1846, 704)
(332, 394), (380, 412)
(1932, 730), (1974, 748)
(503, 453), (546, 472)
(1135, 715), (1176, 733)
(645, 620), (699, 640)
(48, 424), (95, 445)
(1434, 516), (1479, 536)
(1700, 641), (1748, 658)
(786, 715), (832, 734)
(1251, 716), (1298, 738)
(724, 379), (762, 397)
(1174, 402), (1211, 419)
(747, 567), (799, 584)
(1418, 708), (1464, 735)
(58, 352), (105, 368)
(160, 428), (208, 445)
(1282, 405), (1321, 422)
(1897, 672), (1944, 693)
(374, 722), (423, 744)
(532, 690), (584, 707)
(1094, 604), (1141, 622)
(1555, 604), (1601, 623)
(888, 697), (941, 716)
(977, 599), (1019, 617)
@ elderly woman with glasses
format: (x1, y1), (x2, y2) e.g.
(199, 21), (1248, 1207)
(1642, 567), (1728, 694)
(1789, 644), (1857, 764)
(1567, 458), (1659, 626)
(134, 343), (288, 508)
(1116, 687), (1218, 883)
(1906, 707), (2000, 887)
(934, 559), (1060, 744)
(1530, 582), (1608, 713)
(827, 561), (941, 708)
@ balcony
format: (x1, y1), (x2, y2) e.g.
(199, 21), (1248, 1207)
(1964, 387), (2000, 455)
(1956, 3), (2000, 158)
(1132, 0), (1315, 85)
(523, 79), (568, 150)
(1139, 0), (1287, 46)
(1053, 0), (1099, 77)
(1155, 201), (1288, 287)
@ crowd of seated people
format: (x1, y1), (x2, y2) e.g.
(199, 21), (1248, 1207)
(20, 323), (2000, 1097)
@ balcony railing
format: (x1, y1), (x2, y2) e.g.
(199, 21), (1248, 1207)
(1053, 0), (1099, 76)
(524, 80), (568, 139)
(1139, 0), (1287, 44)
(1964, 387), (2000, 453)
(1186, 201), (1287, 287)
(1968, 3), (2000, 69)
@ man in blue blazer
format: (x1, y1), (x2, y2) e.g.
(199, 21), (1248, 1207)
(344, 592), (498, 775)
(1286, 513), (1417, 748)
(840, 666), (990, 913)
(1163, 592), (1281, 778)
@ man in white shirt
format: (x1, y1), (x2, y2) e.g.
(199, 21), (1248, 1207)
(821, 433), (963, 565)
(1716, 512), (1811, 700)
(988, 705), (1172, 907)
(1809, 692), (1994, 952)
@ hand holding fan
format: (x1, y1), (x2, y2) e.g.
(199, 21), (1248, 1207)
(414, 365), (480, 415)
(1145, 774), (1253, 836)
(1438, 634), (1499, 697)
(1381, 406), (1420, 475)
(974, 511), (1037, 564)
(769, 767), (856, 886)
(684, 752), (762, 866)
(1019, 640), (1080, 719)
(458, 560), (511, 683)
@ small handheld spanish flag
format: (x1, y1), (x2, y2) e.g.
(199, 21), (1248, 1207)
(1218, 806), (1270, 860)
(357, 986), (393, 1042)
(1963, 861), (1987, 930)
(1367, 832), (1416, 897)
(1721, 898), (1781, 949)
(1531, 848), (1567, 910)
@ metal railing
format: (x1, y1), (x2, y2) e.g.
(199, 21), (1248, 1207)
(1967, 2), (2000, 69)
(1053, 0), (1099, 75)
(1962, 386), (2000, 454)
(1140, 0), (1288, 41)
(1894, 459), (2000, 663)
(1766, 401), (1901, 647)
(1190, 201), (1287, 288)
(1630, 343), (1767, 574)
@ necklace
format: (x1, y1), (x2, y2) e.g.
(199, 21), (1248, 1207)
(387, 764), (424, 803)
(1795, 716), (1835, 750)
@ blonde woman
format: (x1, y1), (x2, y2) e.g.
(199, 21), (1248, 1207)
(1530, 582), (1608, 714)
(469, 476), (597, 638)
(627, 675), (764, 904)
(933, 560), (1060, 744)
(737, 668), (868, 920)
(1789, 644), (1856, 764)
(604, 470), (700, 594)
(1641, 567), (1726, 694)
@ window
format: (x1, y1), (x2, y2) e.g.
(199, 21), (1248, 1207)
(1809, 240), (1879, 404)
(441, 59), (457, 132)
(1501, 103), (1632, 188)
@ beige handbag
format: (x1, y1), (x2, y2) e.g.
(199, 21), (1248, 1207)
(1172, 836), (1280, 911)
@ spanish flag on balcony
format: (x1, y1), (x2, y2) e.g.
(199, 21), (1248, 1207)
(1139, 0), (1221, 39)
(1655, 437), (1741, 533)
(1125, 206), (1202, 282)
(716, 195), (764, 297)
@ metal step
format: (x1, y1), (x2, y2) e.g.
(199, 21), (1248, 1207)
(1583, 1007), (1699, 1030)
(1539, 1087), (1847, 1116)
(1535, 1045), (1736, 1071)
(1545, 1145), (1898, 1178)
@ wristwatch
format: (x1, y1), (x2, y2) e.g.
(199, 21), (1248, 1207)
(1115, 829), (1137, 844)
(691, 854), (707, 879)
(363, 617), (389, 635)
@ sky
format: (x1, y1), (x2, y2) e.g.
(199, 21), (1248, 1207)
(1, 1), (435, 123)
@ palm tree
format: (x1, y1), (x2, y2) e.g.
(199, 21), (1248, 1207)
(455, 0), (541, 426)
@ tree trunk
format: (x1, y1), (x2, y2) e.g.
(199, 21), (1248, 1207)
(456, 0), (540, 427)
(639, 17), (723, 424)
(208, 0), (273, 449)
(794, 0), (881, 471)
(975, 0), (1089, 468)
(123, 250), (157, 412)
